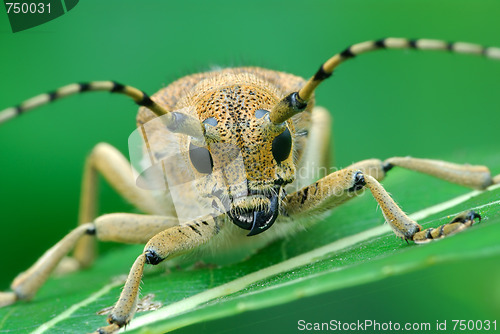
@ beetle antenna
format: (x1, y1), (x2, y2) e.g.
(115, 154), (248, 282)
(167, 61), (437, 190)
(269, 38), (500, 124)
(0, 81), (204, 138)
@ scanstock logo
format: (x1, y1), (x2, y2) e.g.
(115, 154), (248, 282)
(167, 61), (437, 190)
(4, 0), (79, 33)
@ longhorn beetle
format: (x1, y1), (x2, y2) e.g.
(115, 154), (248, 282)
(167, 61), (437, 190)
(1, 38), (499, 333)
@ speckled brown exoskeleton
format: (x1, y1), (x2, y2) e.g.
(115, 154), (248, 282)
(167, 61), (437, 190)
(1, 38), (499, 333)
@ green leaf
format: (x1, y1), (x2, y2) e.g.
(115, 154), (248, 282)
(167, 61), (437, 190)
(1, 150), (499, 334)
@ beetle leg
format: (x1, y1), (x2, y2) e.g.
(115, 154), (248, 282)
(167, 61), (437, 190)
(284, 158), (495, 243)
(292, 106), (333, 190)
(283, 167), (365, 218)
(0, 214), (178, 307)
(69, 142), (173, 271)
(412, 211), (481, 243)
(363, 174), (482, 243)
(94, 214), (223, 334)
(384, 157), (497, 190)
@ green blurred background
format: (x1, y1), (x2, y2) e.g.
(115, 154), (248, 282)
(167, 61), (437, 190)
(0, 0), (499, 333)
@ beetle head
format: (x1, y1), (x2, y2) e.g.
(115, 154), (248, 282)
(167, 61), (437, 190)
(182, 73), (297, 236)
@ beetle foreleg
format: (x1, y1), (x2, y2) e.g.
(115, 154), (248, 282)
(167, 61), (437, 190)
(94, 214), (223, 334)
(0, 214), (178, 307)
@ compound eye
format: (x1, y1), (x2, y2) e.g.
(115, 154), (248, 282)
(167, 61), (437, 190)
(271, 127), (292, 163)
(189, 143), (213, 174)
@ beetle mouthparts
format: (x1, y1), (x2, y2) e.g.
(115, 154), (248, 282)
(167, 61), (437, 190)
(228, 191), (280, 236)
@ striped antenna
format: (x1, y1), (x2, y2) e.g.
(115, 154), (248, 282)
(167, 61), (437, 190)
(269, 38), (500, 124)
(0, 81), (204, 138)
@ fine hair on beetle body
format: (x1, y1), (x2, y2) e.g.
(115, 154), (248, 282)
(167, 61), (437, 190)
(0, 37), (499, 333)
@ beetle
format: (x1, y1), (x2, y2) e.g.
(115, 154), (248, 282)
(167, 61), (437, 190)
(0, 38), (499, 333)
